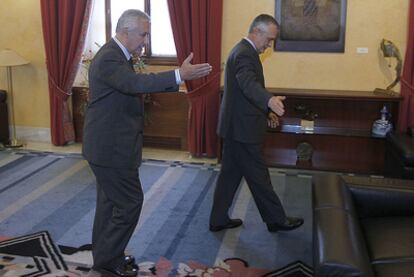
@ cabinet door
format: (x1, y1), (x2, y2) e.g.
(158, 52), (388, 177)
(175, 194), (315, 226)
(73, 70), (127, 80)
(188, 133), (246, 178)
(264, 133), (385, 174)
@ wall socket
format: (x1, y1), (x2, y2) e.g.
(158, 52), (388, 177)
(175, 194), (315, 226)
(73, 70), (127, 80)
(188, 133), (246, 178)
(356, 47), (369, 54)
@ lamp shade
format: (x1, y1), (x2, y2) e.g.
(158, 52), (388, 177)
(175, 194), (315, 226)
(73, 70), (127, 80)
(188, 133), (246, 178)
(0, 49), (29, 67)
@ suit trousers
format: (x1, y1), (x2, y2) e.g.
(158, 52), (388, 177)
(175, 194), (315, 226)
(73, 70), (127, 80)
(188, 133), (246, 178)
(210, 139), (286, 226)
(89, 163), (143, 269)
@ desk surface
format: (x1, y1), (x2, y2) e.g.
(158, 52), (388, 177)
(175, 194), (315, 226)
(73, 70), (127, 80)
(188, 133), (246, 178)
(268, 87), (402, 101)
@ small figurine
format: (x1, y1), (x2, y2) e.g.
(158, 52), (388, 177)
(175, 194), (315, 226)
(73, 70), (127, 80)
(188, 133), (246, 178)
(372, 106), (392, 137)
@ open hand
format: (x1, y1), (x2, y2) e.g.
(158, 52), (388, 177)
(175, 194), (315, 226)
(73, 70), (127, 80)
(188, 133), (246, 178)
(267, 96), (286, 116)
(179, 53), (212, 81)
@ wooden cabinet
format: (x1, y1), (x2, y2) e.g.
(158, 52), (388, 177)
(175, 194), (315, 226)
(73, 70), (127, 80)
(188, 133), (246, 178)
(264, 88), (402, 174)
(142, 93), (189, 150)
(71, 87), (189, 149)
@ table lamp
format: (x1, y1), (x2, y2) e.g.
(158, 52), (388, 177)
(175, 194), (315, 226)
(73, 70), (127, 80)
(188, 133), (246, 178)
(0, 49), (30, 147)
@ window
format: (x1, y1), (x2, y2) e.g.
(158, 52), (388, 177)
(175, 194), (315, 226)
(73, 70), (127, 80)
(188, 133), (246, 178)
(84, 0), (177, 65)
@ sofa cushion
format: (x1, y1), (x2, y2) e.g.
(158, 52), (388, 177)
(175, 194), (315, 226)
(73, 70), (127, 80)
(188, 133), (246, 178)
(350, 185), (414, 218)
(362, 216), (414, 262)
(374, 262), (414, 277)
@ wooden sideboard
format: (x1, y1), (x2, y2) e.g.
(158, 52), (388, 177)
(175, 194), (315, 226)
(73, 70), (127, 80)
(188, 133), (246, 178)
(263, 88), (402, 174)
(71, 87), (189, 149)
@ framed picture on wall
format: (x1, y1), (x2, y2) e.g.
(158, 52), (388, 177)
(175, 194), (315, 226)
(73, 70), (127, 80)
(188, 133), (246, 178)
(274, 0), (347, 52)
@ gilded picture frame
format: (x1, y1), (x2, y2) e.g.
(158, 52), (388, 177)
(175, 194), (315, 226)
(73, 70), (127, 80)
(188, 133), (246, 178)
(274, 0), (347, 52)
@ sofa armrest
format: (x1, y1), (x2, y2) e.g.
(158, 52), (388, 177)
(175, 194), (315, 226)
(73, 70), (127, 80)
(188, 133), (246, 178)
(313, 175), (375, 277)
(313, 174), (355, 212)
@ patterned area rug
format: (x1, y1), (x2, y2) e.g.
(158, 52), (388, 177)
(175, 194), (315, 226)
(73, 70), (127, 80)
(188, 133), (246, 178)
(0, 150), (314, 276)
(0, 231), (312, 276)
(0, 231), (67, 276)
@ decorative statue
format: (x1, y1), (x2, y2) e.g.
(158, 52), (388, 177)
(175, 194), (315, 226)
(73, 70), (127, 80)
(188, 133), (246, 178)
(374, 39), (403, 95)
(372, 105), (393, 137)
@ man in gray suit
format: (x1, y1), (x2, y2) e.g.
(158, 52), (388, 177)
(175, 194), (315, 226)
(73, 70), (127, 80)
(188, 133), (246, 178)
(83, 9), (212, 277)
(209, 14), (303, 233)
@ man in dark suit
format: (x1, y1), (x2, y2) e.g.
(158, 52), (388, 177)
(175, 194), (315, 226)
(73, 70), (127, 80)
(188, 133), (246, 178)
(209, 14), (303, 233)
(83, 9), (212, 277)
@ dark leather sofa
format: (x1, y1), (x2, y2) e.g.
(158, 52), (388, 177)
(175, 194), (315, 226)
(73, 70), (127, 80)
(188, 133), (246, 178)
(313, 174), (414, 277)
(0, 90), (9, 145)
(385, 130), (414, 179)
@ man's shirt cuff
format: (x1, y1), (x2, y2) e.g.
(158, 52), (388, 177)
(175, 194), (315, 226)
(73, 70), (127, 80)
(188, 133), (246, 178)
(175, 69), (183, 85)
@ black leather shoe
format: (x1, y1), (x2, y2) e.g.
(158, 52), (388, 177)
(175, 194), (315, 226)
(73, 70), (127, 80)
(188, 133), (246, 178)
(124, 255), (134, 264)
(100, 262), (138, 277)
(124, 255), (138, 269)
(209, 218), (243, 232)
(267, 217), (304, 232)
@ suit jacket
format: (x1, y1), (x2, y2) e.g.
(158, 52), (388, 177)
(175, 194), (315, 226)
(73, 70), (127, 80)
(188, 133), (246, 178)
(218, 39), (273, 144)
(82, 39), (179, 169)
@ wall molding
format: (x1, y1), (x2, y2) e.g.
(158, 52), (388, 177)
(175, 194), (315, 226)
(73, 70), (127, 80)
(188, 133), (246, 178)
(15, 126), (51, 143)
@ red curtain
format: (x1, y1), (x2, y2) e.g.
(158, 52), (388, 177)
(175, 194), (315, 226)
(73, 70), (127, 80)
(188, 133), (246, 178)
(168, 0), (223, 158)
(399, 0), (414, 131)
(40, 0), (91, 145)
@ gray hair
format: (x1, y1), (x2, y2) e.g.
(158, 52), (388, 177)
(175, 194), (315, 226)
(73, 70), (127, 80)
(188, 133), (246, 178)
(248, 14), (279, 34)
(116, 9), (150, 33)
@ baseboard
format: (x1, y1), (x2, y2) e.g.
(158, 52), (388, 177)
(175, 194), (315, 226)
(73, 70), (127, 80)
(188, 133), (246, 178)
(15, 126), (51, 143)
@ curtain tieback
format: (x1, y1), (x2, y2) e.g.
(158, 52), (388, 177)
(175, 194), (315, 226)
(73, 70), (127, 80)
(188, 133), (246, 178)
(401, 78), (414, 93)
(48, 74), (72, 97)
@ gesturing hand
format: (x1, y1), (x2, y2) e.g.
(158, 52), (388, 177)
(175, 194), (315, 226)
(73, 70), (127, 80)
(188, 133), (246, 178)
(267, 96), (286, 116)
(179, 53), (212, 81)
